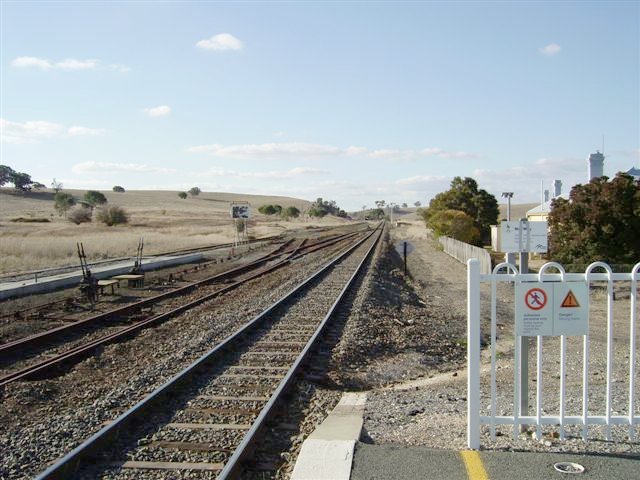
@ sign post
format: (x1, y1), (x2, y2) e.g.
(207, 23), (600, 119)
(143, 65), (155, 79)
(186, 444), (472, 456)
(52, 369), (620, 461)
(500, 218), (548, 424)
(230, 202), (251, 251)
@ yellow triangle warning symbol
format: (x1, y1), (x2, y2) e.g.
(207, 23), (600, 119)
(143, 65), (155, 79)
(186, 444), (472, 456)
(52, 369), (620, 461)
(561, 290), (580, 308)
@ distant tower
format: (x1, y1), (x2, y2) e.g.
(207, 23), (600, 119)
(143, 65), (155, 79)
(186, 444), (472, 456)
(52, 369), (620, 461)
(553, 180), (562, 198)
(588, 151), (604, 180)
(544, 190), (550, 202)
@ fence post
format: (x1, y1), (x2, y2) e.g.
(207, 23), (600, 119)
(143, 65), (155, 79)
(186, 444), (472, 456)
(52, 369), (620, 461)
(467, 259), (481, 449)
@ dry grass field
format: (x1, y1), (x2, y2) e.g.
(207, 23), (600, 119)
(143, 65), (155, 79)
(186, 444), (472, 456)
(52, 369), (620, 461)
(0, 188), (349, 274)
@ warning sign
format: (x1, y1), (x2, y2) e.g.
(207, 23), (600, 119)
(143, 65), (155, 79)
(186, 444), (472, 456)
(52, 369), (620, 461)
(516, 282), (588, 336)
(525, 288), (547, 310)
(553, 283), (588, 336)
(516, 283), (553, 336)
(560, 290), (580, 308)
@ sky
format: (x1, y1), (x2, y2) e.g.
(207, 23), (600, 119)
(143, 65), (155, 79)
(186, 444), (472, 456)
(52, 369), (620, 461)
(1, 1), (638, 211)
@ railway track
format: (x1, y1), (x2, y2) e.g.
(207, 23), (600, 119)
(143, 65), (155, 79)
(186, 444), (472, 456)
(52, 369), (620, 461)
(36, 223), (382, 479)
(0, 230), (365, 387)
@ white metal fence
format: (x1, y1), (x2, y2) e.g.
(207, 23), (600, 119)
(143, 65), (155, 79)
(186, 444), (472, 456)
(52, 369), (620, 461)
(467, 259), (640, 449)
(439, 236), (492, 275)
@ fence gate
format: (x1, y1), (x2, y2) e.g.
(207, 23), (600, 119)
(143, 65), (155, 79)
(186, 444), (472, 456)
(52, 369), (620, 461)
(466, 259), (640, 449)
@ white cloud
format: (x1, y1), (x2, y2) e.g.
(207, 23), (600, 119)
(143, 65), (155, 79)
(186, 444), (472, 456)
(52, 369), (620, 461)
(197, 167), (330, 179)
(239, 167), (331, 179)
(56, 58), (99, 70)
(471, 156), (588, 202)
(345, 146), (369, 156)
(1, 118), (65, 144)
(11, 56), (130, 71)
(196, 33), (243, 51)
(143, 105), (171, 117)
(11, 56), (53, 69)
(1, 118), (107, 144)
(395, 175), (447, 186)
(68, 126), (106, 136)
(187, 142), (480, 161)
(187, 142), (341, 158)
(72, 161), (176, 174)
(539, 43), (561, 56)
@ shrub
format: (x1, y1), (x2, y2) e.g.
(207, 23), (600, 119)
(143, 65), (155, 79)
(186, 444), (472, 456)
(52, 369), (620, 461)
(258, 204), (278, 215)
(112, 185), (125, 193)
(178, 192), (188, 199)
(283, 206), (300, 219)
(428, 209), (480, 244)
(11, 217), (50, 223)
(68, 207), (93, 225)
(54, 192), (76, 216)
(96, 206), (129, 226)
(84, 190), (108, 206)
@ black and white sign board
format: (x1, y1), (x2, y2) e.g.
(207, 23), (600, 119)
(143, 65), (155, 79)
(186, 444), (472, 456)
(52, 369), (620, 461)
(515, 281), (588, 336)
(501, 220), (547, 253)
(231, 205), (250, 219)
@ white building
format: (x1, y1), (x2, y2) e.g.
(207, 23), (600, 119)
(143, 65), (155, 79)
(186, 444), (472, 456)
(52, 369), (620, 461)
(527, 179), (567, 222)
(588, 151), (605, 180)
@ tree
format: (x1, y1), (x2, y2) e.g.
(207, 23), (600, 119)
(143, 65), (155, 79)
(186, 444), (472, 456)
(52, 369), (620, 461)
(0, 165), (42, 191)
(11, 172), (36, 192)
(307, 198), (346, 218)
(178, 191), (188, 199)
(548, 173), (640, 265)
(54, 192), (76, 216)
(258, 204), (278, 215)
(414, 201), (422, 208)
(375, 200), (386, 208)
(189, 187), (201, 196)
(112, 185), (125, 193)
(84, 190), (108, 206)
(0, 165), (13, 187)
(402, 203), (408, 208)
(51, 178), (63, 193)
(424, 176), (498, 245)
(428, 209), (480, 244)
(366, 208), (385, 220)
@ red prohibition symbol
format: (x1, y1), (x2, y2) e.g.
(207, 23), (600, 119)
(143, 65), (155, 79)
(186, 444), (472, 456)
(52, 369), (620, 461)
(525, 288), (547, 310)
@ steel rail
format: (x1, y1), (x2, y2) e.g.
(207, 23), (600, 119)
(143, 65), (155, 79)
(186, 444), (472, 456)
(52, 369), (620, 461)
(0, 241), (290, 356)
(0, 231), (358, 358)
(219, 223), (383, 479)
(35, 223), (381, 480)
(0, 231), (365, 386)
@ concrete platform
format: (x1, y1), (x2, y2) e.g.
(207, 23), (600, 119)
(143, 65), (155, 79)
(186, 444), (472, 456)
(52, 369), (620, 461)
(291, 392), (367, 480)
(290, 391), (639, 480)
(351, 444), (640, 480)
(0, 253), (202, 300)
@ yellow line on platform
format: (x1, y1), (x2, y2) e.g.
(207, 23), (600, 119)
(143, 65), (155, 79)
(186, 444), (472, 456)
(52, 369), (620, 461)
(460, 450), (489, 480)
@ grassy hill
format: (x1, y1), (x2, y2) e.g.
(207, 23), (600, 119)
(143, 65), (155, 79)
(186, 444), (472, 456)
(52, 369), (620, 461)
(0, 188), (346, 274)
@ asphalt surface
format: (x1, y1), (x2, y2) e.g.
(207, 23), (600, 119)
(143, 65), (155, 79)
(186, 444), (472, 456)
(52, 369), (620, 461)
(350, 443), (640, 480)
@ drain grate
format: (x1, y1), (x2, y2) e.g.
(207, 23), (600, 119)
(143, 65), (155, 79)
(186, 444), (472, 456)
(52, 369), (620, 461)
(554, 462), (585, 474)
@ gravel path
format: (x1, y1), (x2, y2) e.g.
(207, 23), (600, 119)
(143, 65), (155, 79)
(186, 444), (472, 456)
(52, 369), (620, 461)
(347, 222), (638, 456)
